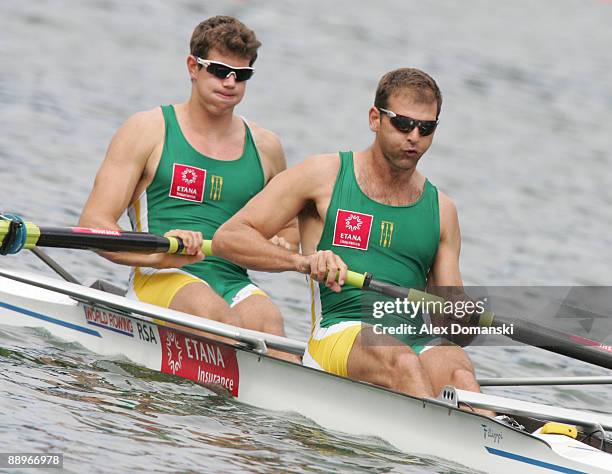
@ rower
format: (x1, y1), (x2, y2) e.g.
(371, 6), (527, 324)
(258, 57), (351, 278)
(213, 68), (494, 413)
(79, 16), (298, 361)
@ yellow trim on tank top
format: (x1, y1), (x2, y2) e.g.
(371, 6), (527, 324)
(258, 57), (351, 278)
(309, 278), (317, 333)
(133, 197), (142, 232)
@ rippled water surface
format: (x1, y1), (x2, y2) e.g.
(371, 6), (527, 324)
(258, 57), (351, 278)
(1, 0), (612, 472)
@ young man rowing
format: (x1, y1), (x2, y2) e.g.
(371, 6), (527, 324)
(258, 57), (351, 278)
(79, 16), (297, 352)
(213, 68), (493, 408)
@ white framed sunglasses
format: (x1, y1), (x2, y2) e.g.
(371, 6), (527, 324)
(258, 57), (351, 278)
(195, 57), (255, 82)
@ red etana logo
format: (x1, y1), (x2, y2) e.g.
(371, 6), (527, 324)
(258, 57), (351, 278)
(332, 209), (373, 251)
(158, 327), (239, 396)
(169, 164), (206, 202)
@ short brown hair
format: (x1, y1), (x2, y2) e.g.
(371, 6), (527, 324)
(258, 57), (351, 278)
(374, 68), (442, 118)
(190, 16), (261, 66)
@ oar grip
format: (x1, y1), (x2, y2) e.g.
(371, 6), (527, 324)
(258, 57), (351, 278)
(167, 238), (213, 256)
(202, 240), (213, 257)
(345, 270), (366, 289)
(166, 237), (182, 254)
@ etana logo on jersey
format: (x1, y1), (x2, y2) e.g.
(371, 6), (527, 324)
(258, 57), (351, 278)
(159, 327), (240, 396)
(332, 209), (373, 251)
(169, 164), (206, 202)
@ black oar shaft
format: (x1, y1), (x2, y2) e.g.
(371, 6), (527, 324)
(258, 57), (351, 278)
(360, 273), (612, 371)
(1, 219), (212, 256)
(497, 316), (612, 370)
(36, 227), (177, 253)
(365, 278), (410, 299)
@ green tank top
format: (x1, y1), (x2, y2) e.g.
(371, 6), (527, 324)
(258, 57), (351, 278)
(316, 151), (440, 327)
(129, 105), (265, 278)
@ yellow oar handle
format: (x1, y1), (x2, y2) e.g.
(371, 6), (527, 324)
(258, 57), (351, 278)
(165, 237), (213, 256)
(202, 239), (212, 257)
(345, 270), (366, 289)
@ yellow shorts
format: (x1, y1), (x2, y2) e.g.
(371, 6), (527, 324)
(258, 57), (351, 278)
(303, 320), (444, 378)
(303, 321), (363, 377)
(126, 267), (266, 309)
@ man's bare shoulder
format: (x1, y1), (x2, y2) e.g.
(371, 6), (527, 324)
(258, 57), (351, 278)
(248, 121), (280, 149)
(248, 122), (285, 174)
(120, 107), (165, 137)
(287, 153), (341, 198)
(437, 190), (457, 214)
(437, 190), (460, 237)
(299, 153), (341, 175)
(106, 107), (165, 164)
(261, 153), (340, 204)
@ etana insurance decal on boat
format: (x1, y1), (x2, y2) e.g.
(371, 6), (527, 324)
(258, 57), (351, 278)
(83, 304), (134, 337)
(332, 209), (373, 251)
(158, 328), (239, 396)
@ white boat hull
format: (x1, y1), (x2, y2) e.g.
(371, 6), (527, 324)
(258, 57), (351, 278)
(1, 268), (610, 473)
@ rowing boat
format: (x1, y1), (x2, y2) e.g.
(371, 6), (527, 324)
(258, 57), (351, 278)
(1, 266), (611, 473)
(2, 219), (612, 472)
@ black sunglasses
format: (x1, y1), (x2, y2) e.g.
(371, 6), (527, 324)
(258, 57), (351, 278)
(377, 107), (438, 136)
(196, 57), (255, 82)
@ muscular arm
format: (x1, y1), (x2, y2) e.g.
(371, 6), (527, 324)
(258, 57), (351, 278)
(427, 192), (463, 288)
(79, 109), (202, 268)
(213, 154), (337, 272)
(427, 193), (478, 345)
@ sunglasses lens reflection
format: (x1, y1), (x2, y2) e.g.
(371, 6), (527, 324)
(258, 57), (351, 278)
(391, 117), (415, 133)
(206, 63), (253, 82)
(418, 123), (437, 136)
(390, 116), (436, 136)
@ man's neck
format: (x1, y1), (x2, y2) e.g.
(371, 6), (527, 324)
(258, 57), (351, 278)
(355, 147), (424, 206)
(182, 98), (236, 139)
(372, 147), (416, 184)
(172, 98), (245, 161)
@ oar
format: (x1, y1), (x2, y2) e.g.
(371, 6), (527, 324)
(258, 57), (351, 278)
(2, 218), (611, 370)
(0, 218), (211, 256)
(344, 270), (612, 370)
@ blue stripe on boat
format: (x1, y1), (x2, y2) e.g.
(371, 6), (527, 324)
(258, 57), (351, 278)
(486, 447), (586, 473)
(0, 301), (101, 337)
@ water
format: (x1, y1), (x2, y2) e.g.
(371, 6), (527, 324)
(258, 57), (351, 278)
(1, 0), (611, 472)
